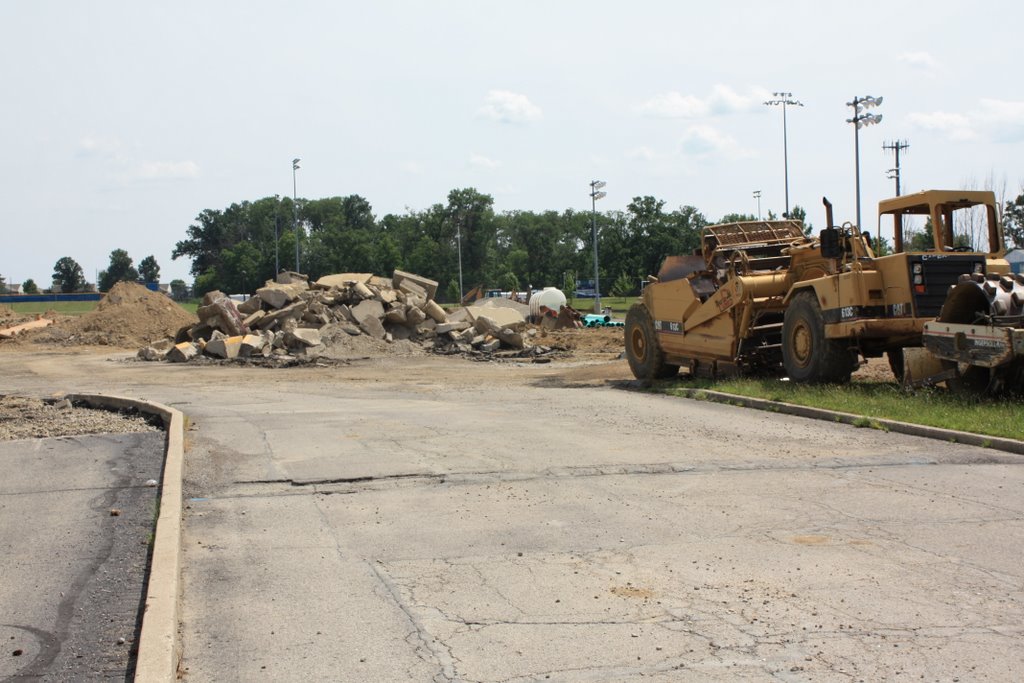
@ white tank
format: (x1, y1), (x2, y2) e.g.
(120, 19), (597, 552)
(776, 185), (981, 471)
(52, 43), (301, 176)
(529, 287), (567, 319)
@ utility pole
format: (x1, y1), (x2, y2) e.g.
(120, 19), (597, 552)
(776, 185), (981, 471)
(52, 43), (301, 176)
(883, 140), (909, 196)
(589, 180), (606, 314)
(883, 139), (909, 254)
(292, 158), (301, 273)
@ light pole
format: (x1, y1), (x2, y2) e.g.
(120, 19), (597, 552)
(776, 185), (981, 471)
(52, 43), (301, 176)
(764, 92), (803, 217)
(589, 180), (606, 314)
(456, 215), (464, 301)
(292, 157), (301, 273)
(846, 96), (883, 230)
(274, 213), (281, 274)
(753, 190), (762, 220)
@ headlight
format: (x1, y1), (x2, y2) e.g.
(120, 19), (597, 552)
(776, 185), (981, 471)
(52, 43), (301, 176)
(913, 274), (923, 285)
(912, 263), (923, 274)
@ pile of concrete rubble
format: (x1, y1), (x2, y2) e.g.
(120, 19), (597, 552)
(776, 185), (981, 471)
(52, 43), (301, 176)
(139, 270), (558, 364)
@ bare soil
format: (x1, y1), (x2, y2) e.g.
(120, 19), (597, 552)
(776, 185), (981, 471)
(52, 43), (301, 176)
(6, 282), (197, 349)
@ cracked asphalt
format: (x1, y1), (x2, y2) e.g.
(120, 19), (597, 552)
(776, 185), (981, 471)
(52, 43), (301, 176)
(3, 349), (1023, 681)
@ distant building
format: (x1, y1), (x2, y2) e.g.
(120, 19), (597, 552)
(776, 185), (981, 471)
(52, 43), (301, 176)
(1006, 249), (1024, 275)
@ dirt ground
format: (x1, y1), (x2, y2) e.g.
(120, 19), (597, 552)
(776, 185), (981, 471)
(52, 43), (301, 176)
(2, 282), (197, 349)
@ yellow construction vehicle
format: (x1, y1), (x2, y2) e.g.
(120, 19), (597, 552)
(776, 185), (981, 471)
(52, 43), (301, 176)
(625, 190), (1024, 392)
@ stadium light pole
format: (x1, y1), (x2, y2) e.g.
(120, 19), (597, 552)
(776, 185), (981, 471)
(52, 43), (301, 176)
(292, 158), (301, 273)
(589, 180), (606, 314)
(753, 190), (762, 220)
(846, 96), (883, 230)
(763, 92), (803, 217)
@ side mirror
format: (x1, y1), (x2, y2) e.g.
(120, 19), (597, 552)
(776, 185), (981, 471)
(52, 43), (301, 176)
(820, 227), (843, 259)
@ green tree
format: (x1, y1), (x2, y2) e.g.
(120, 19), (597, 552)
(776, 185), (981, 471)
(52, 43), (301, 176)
(611, 272), (634, 297)
(169, 279), (188, 301)
(22, 278), (39, 294)
(1003, 192), (1024, 248)
(98, 249), (139, 291)
(138, 255), (160, 283)
(788, 205), (813, 236)
(52, 257), (86, 293)
(0, 274), (7, 293)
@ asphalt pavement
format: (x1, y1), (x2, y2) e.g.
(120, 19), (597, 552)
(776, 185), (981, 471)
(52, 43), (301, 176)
(0, 431), (163, 681)
(3, 352), (1024, 682)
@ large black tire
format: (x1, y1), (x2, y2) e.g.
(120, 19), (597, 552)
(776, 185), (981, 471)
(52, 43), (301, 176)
(625, 303), (677, 381)
(782, 292), (855, 384)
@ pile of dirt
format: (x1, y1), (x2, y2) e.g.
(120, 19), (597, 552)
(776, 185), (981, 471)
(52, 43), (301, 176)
(0, 303), (13, 319)
(23, 282), (197, 348)
(535, 326), (624, 357)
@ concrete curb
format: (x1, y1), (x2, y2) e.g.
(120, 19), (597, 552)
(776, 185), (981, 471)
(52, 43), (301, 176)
(665, 387), (1024, 456)
(67, 394), (184, 683)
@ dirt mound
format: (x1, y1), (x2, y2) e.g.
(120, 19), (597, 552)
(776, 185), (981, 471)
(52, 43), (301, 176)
(25, 282), (197, 349)
(535, 326), (624, 357)
(0, 304), (13, 319)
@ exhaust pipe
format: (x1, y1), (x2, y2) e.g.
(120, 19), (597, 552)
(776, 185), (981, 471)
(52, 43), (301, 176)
(822, 196), (834, 229)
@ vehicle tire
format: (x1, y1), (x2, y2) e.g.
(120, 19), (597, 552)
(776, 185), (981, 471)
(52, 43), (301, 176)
(782, 292), (855, 383)
(625, 303), (677, 381)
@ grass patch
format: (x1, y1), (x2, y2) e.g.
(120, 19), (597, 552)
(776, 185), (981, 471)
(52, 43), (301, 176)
(666, 377), (1023, 441)
(10, 301), (97, 316)
(568, 296), (636, 317)
(9, 300), (198, 316)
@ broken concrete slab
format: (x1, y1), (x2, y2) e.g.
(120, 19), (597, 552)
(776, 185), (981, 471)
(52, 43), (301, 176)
(352, 299), (385, 324)
(314, 273), (373, 289)
(285, 328), (322, 348)
(358, 315), (387, 340)
(467, 305), (526, 331)
(205, 335), (244, 359)
(393, 269), (438, 301)
(436, 321), (471, 335)
(167, 342), (199, 363)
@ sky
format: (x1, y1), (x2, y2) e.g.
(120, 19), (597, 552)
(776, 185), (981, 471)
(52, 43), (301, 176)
(2, 1), (1022, 288)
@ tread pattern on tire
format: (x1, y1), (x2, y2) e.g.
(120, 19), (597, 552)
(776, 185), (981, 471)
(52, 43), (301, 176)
(782, 292), (854, 384)
(625, 303), (677, 381)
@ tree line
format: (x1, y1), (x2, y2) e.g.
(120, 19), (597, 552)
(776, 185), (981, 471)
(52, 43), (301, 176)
(170, 189), (785, 302)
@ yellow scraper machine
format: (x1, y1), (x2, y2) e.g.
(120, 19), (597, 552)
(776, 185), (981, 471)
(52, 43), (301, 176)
(626, 190), (1024, 393)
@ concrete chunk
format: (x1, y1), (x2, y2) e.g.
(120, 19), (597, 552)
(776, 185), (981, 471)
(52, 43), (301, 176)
(315, 273), (373, 289)
(238, 334), (266, 358)
(467, 305), (526, 331)
(436, 321), (470, 334)
(358, 315), (386, 339)
(285, 328), (322, 348)
(393, 270), (438, 301)
(352, 299), (385, 323)
(167, 342), (199, 362)
(422, 299), (447, 323)
(205, 335), (243, 359)
(398, 280), (427, 300)
(237, 295), (262, 315)
(385, 306), (407, 325)
(405, 306), (427, 326)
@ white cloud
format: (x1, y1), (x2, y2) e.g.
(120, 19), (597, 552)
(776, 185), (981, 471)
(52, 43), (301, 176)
(679, 125), (751, 158)
(898, 51), (938, 69)
(637, 85), (769, 118)
(134, 160), (200, 180)
(975, 98), (1024, 142)
(77, 136), (123, 159)
(469, 153), (500, 169)
(477, 90), (542, 123)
